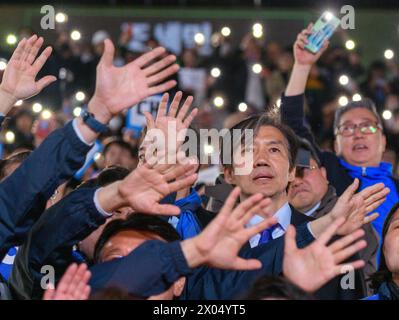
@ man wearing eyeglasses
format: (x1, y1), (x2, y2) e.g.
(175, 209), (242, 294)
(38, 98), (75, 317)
(288, 139), (380, 294)
(280, 26), (398, 241)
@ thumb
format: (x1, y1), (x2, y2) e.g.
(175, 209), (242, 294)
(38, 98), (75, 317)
(284, 225), (298, 254)
(99, 39), (115, 67)
(143, 111), (155, 129)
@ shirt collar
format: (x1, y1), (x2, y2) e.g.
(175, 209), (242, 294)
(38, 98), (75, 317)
(304, 201), (321, 217)
(246, 202), (292, 231)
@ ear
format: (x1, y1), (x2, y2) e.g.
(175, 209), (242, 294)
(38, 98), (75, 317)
(223, 166), (235, 185)
(173, 277), (186, 297)
(288, 166), (296, 183)
(320, 166), (327, 179)
(334, 138), (339, 155)
(381, 134), (387, 153)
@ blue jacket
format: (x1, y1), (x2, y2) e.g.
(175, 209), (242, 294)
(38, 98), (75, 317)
(0, 120), (91, 260)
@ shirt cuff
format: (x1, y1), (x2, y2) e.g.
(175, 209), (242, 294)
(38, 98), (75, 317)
(72, 118), (94, 146)
(94, 188), (113, 217)
(306, 222), (316, 238)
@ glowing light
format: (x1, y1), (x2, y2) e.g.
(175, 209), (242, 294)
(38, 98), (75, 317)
(70, 30), (81, 41)
(6, 34), (17, 45)
(238, 102), (248, 112)
(5, 131), (15, 144)
(14, 100), (23, 106)
(210, 67), (221, 78)
(221, 27), (231, 37)
(32, 103), (43, 113)
(339, 75), (349, 86)
(338, 96), (349, 107)
(75, 91), (86, 102)
(383, 110), (392, 120)
(94, 152), (102, 161)
(204, 144), (214, 155)
(213, 96), (224, 108)
(352, 93), (362, 102)
(0, 59), (7, 71)
(194, 33), (205, 45)
(276, 98), (281, 108)
(55, 12), (68, 23)
(324, 11), (333, 21)
(252, 23), (263, 38)
(384, 49), (394, 60)
(252, 63), (262, 74)
(41, 109), (52, 119)
(345, 40), (356, 50)
(73, 107), (82, 117)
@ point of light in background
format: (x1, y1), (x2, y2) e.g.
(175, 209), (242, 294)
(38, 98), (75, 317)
(383, 110), (392, 120)
(210, 67), (221, 78)
(55, 12), (68, 23)
(252, 63), (262, 74)
(75, 91), (86, 102)
(338, 96), (349, 107)
(6, 34), (17, 45)
(276, 98), (281, 108)
(221, 27), (231, 37)
(211, 33), (221, 47)
(32, 103), (43, 113)
(384, 49), (394, 60)
(70, 30), (81, 41)
(194, 32), (205, 45)
(14, 100), (23, 106)
(324, 11), (333, 21)
(41, 109), (52, 119)
(0, 59), (7, 71)
(204, 144), (214, 155)
(73, 107), (82, 117)
(352, 93), (362, 101)
(238, 102), (248, 112)
(345, 40), (356, 50)
(339, 74), (349, 86)
(94, 152), (102, 161)
(252, 23), (263, 38)
(213, 96), (224, 108)
(5, 131), (15, 144)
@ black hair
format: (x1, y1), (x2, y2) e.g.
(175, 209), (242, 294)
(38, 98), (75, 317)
(296, 137), (322, 167)
(102, 138), (137, 158)
(77, 166), (130, 190)
(93, 214), (180, 263)
(0, 150), (32, 181)
(333, 98), (383, 133)
(244, 275), (314, 300)
(370, 202), (399, 291)
(220, 114), (298, 171)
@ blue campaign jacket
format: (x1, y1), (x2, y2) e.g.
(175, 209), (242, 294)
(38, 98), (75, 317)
(0, 120), (91, 260)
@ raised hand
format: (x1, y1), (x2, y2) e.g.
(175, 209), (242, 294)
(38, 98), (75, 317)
(283, 217), (366, 293)
(0, 35), (56, 107)
(43, 263), (91, 300)
(181, 187), (277, 270)
(89, 39), (179, 123)
(117, 152), (199, 215)
(293, 23), (329, 66)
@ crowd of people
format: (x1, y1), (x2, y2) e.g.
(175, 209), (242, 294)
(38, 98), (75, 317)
(0, 21), (398, 301)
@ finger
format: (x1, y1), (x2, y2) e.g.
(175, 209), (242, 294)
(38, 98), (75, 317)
(284, 224), (298, 253)
(231, 257), (262, 270)
(31, 46), (53, 74)
(66, 264), (88, 296)
(79, 286), (91, 300)
(306, 23), (313, 33)
(365, 197), (386, 213)
(342, 178), (359, 200)
(318, 217), (346, 246)
(168, 91), (183, 118)
(36, 75), (57, 92)
(183, 108), (198, 128)
(20, 35), (38, 63)
(241, 198), (273, 225)
(142, 54), (176, 77)
(328, 228), (365, 253)
(363, 212), (379, 224)
(9, 38), (27, 62)
(359, 183), (385, 200)
(153, 203), (181, 216)
(134, 47), (166, 68)
(143, 111), (156, 130)
(27, 36), (44, 65)
(148, 80), (178, 96)
(42, 287), (55, 300)
(365, 187), (389, 206)
(177, 95), (194, 121)
(98, 39), (115, 67)
(246, 216), (278, 239)
(232, 193), (264, 220)
(147, 64), (180, 87)
(156, 92), (169, 119)
(72, 269), (91, 298)
(167, 173), (198, 194)
(333, 260), (365, 276)
(333, 240), (367, 265)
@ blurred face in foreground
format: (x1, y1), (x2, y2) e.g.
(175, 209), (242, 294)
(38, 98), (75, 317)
(99, 230), (186, 300)
(383, 209), (399, 285)
(334, 108), (386, 168)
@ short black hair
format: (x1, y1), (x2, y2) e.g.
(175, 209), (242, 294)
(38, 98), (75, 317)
(0, 150), (32, 181)
(333, 98), (383, 133)
(93, 214), (180, 263)
(295, 138), (322, 167)
(221, 114), (298, 171)
(244, 276), (313, 300)
(77, 166), (130, 190)
(370, 202), (399, 291)
(103, 138), (137, 158)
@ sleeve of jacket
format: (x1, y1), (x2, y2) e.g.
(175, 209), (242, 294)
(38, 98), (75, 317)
(89, 240), (193, 298)
(183, 223), (315, 300)
(9, 187), (107, 300)
(280, 93), (323, 155)
(0, 121), (91, 257)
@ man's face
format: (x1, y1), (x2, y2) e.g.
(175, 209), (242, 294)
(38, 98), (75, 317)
(383, 209), (399, 275)
(334, 108), (386, 167)
(104, 145), (134, 170)
(288, 159), (329, 213)
(99, 230), (185, 300)
(224, 126), (295, 200)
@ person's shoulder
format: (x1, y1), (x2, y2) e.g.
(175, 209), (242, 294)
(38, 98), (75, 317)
(362, 294), (380, 300)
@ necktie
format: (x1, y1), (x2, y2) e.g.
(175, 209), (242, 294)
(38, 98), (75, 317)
(258, 223), (280, 245)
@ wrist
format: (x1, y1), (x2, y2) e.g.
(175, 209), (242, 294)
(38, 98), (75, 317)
(98, 181), (127, 212)
(88, 96), (112, 124)
(0, 86), (17, 114)
(293, 63), (312, 72)
(180, 237), (207, 268)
